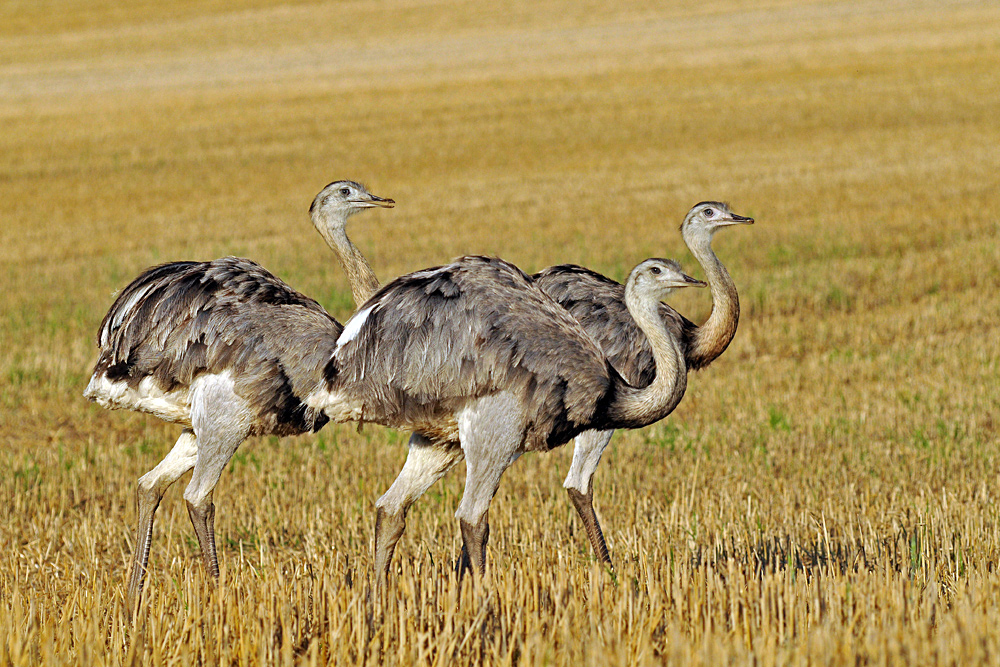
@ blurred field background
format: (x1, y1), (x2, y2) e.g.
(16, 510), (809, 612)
(2, 0), (999, 664)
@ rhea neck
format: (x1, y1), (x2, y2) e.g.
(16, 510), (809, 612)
(683, 227), (739, 371)
(604, 286), (688, 430)
(312, 208), (380, 306)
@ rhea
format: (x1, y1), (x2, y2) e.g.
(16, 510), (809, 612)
(307, 255), (705, 581)
(83, 180), (393, 611)
(533, 201), (753, 564)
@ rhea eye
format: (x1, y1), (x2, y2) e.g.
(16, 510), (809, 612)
(651, 266), (661, 275)
(704, 208), (715, 218)
(340, 188), (351, 196)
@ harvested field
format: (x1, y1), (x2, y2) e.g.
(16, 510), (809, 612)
(2, 0), (999, 664)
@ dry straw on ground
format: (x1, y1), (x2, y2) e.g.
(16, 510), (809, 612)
(2, 0), (999, 664)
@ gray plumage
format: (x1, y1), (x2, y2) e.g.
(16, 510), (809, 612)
(362, 203), (751, 583)
(322, 256), (614, 450)
(532, 264), (694, 384)
(307, 254), (705, 586)
(89, 257), (337, 435)
(533, 201), (752, 379)
(84, 179), (394, 614)
(530, 200), (753, 566)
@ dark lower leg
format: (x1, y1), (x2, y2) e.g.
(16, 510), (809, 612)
(373, 506), (406, 598)
(126, 429), (198, 615)
(567, 486), (612, 566)
(373, 436), (464, 594)
(126, 492), (162, 614)
(458, 513), (490, 580)
(186, 500), (220, 580)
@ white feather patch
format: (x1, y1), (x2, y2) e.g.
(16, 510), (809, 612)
(83, 373), (192, 424)
(336, 303), (376, 353)
(406, 265), (451, 280)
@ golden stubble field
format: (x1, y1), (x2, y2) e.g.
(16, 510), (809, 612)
(2, 0), (999, 664)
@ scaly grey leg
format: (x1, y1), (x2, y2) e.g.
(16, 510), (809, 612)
(182, 376), (252, 583)
(127, 429), (198, 614)
(373, 434), (463, 598)
(454, 392), (525, 581)
(563, 429), (615, 565)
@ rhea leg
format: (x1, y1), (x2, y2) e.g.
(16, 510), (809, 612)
(458, 511), (492, 579)
(454, 393), (525, 580)
(564, 429), (614, 565)
(182, 433), (249, 579)
(373, 434), (464, 595)
(183, 377), (252, 581)
(127, 429), (198, 612)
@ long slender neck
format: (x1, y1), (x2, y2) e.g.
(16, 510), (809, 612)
(604, 289), (687, 430)
(313, 213), (380, 306)
(684, 230), (739, 370)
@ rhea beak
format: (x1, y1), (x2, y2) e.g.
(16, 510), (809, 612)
(726, 213), (754, 225)
(667, 273), (706, 289)
(365, 194), (396, 209)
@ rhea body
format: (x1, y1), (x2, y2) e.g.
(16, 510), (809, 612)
(531, 201), (752, 563)
(83, 180), (394, 611)
(307, 255), (705, 581)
